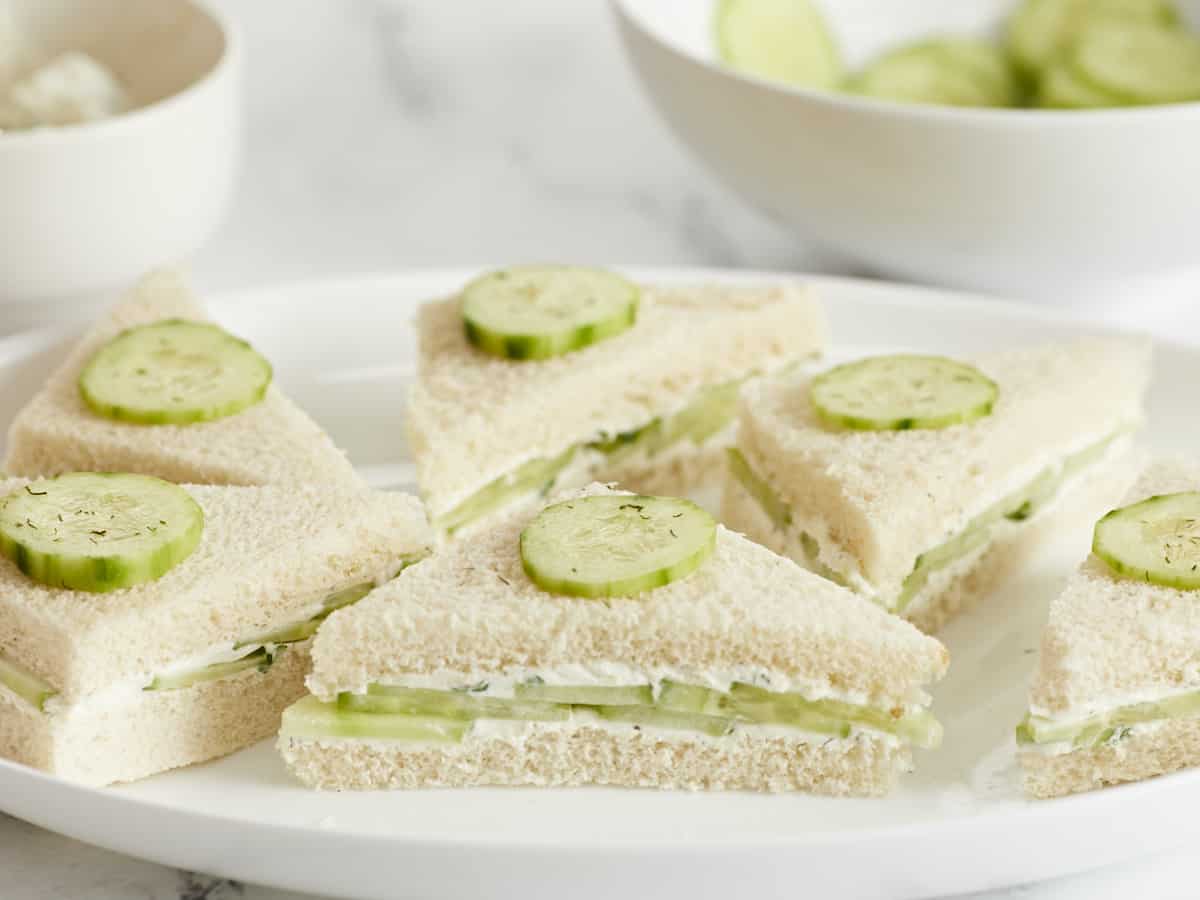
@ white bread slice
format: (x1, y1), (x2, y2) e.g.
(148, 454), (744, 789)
(280, 724), (909, 796)
(1021, 459), (1200, 798)
(284, 484), (947, 795)
(726, 337), (1150, 625)
(407, 281), (827, 524)
(0, 479), (430, 703)
(1, 638), (312, 787)
(4, 269), (361, 488)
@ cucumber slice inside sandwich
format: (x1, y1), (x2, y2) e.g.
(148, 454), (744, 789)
(281, 695), (468, 742)
(1093, 491), (1200, 590)
(0, 473), (204, 592)
(714, 0), (843, 89)
(519, 494), (716, 598)
(513, 683), (654, 706)
(810, 354), (998, 431)
(461, 266), (639, 361)
(349, 686), (570, 721)
(79, 320), (273, 425)
(0, 655), (56, 710)
(1071, 24), (1200, 104)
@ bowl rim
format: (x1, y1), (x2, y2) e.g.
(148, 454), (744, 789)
(611, 0), (1200, 126)
(0, 0), (239, 147)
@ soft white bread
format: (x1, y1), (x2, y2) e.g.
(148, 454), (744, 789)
(0, 479), (431, 703)
(280, 726), (907, 796)
(731, 337), (1150, 607)
(1, 639), (311, 787)
(1029, 458), (1200, 718)
(308, 483), (948, 710)
(4, 269), (361, 488)
(407, 281), (827, 520)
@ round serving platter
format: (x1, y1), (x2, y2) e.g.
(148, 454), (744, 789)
(0, 269), (1194, 900)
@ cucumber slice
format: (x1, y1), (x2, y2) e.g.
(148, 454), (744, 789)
(0, 655), (56, 711)
(519, 494), (716, 598)
(1093, 492), (1200, 589)
(0, 474), (204, 593)
(78, 320), (272, 425)
(236, 581), (375, 649)
(657, 680), (734, 717)
(513, 683), (654, 706)
(1018, 690), (1200, 748)
(810, 354), (998, 431)
(461, 266), (638, 361)
(850, 40), (1019, 107)
(591, 704), (735, 738)
(1008, 0), (1179, 76)
(1037, 61), (1125, 107)
(1072, 24), (1200, 104)
(437, 445), (577, 536)
(346, 687), (569, 721)
(714, 0), (843, 89)
(146, 646), (280, 692)
(727, 447), (792, 530)
(280, 695), (468, 742)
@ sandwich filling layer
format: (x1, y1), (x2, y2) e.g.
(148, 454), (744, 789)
(283, 670), (942, 750)
(0, 560), (421, 714)
(434, 378), (747, 535)
(1018, 685), (1200, 757)
(728, 428), (1130, 613)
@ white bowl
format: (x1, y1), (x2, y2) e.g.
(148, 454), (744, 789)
(0, 0), (238, 307)
(613, 0), (1200, 301)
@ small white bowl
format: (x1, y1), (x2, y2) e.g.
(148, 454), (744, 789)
(614, 0), (1200, 301)
(0, 0), (238, 307)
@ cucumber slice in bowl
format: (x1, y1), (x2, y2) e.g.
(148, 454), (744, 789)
(1007, 0), (1180, 76)
(79, 320), (273, 425)
(519, 495), (716, 598)
(1071, 24), (1200, 104)
(1037, 60), (1126, 107)
(715, 0), (843, 89)
(850, 40), (1019, 108)
(461, 266), (639, 361)
(0, 473), (204, 592)
(810, 354), (998, 431)
(1093, 492), (1200, 589)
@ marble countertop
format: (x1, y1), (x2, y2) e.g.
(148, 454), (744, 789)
(2, 1), (1197, 897)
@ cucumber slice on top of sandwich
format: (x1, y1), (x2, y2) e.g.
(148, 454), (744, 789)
(810, 354), (998, 431)
(520, 494), (716, 598)
(461, 266), (639, 361)
(0, 473), (204, 592)
(1093, 491), (1200, 590)
(79, 319), (273, 425)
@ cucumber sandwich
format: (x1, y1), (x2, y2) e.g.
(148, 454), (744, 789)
(279, 483), (948, 796)
(1020, 459), (1200, 798)
(721, 338), (1150, 632)
(407, 266), (827, 538)
(0, 472), (429, 786)
(5, 269), (361, 488)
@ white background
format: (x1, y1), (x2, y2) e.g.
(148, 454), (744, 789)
(2, 1), (1198, 897)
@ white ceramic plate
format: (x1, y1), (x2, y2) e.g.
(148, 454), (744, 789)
(0, 270), (1194, 900)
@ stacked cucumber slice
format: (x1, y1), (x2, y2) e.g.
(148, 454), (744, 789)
(461, 266), (639, 361)
(1093, 491), (1200, 589)
(519, 494), (717, 598)
(810, 354), (998, 432)
(716, 0), (1200, 109)
(0, 473), (204, 593)
(79, 320), (273, 425)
